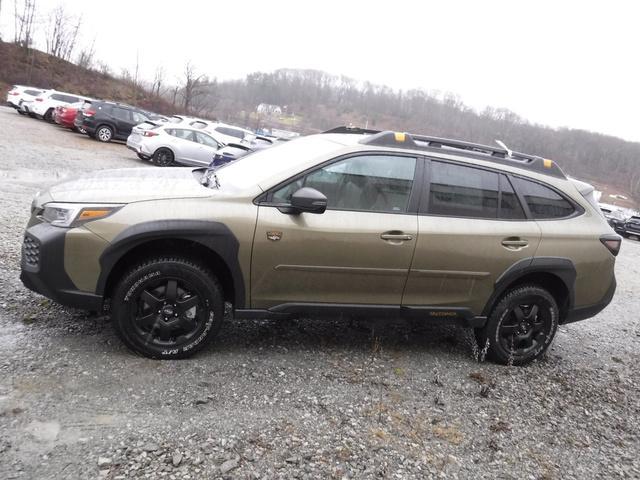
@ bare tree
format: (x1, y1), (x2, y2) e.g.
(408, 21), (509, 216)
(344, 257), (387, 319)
(76, 37), (96, 69)
(14, 0), (36, 48)
(45, 5), (82, 61)
(151, 66), (165, 96)
(181, 61), (208, 114)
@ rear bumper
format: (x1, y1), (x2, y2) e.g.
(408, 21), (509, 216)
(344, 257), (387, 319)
(20, 222), (103, 311)
(563, 276), (616, 324)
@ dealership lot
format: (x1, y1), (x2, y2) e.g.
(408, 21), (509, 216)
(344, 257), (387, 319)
(0, 106), (639, 479)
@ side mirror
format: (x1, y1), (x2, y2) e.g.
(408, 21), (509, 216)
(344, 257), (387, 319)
(289, 187), (327, 214)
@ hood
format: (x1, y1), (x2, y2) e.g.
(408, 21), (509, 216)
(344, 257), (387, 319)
(46, 167), (213, 203)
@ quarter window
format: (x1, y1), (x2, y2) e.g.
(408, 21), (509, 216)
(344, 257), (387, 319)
(511, 177), (575, 219)
(428, 161), (499, 218)
(272, 155), (416, 213)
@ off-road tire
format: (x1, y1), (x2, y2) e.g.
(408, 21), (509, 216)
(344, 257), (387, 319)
(476, 285), (559, 366)
(111, 257), (224, 359)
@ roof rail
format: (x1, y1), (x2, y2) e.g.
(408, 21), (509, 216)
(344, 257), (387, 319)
(323, 126), (381, 135)
(326, 127), (566, 179)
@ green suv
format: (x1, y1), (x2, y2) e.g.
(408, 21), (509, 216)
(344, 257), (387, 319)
(20, 127), (620, 364)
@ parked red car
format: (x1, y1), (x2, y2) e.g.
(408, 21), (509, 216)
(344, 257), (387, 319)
(54, 101), (91, 133)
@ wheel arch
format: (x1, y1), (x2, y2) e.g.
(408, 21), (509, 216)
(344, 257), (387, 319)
(97, 220), (245, 308)
(482, 257), (576, 321)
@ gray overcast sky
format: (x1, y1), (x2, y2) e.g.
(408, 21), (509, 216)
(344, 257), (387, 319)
(3, 0), (639, 141)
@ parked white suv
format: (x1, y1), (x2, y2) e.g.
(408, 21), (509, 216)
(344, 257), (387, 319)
(6, 85), (46, 114)
(205, 122), (253, 144)
(27, 90), (93, 121)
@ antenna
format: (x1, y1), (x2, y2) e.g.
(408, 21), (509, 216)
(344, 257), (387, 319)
(495, 140), (512, 157)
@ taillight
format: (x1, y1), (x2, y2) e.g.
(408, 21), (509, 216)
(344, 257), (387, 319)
(35, 98), (43, 102)
(600, 234), (621, 256)
(142, 131), (159, 137)
(84, 109), (95, 117)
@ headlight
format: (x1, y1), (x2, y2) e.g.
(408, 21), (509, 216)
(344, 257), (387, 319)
(41, 203), (123, 228)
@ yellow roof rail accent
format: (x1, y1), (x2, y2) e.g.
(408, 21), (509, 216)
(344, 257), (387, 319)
(394, 132), (406, 142)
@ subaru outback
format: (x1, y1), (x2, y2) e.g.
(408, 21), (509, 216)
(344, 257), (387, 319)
(20, 127), (620, 365)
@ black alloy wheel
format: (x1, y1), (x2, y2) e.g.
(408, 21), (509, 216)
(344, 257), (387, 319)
(111, 257), (224, 359)
(477, 285), (559, 365)
(153, 148), (174, 167)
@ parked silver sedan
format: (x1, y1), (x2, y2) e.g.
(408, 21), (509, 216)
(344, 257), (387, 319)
(127, 126), (223, 167)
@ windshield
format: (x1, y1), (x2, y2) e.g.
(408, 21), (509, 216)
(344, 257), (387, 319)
(214, 136), (344, 190)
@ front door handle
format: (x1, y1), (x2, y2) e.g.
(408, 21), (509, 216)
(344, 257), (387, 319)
(501, 238), (529, 249)
(381, 231), (413, 241)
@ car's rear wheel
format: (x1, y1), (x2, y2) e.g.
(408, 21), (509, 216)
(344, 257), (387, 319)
(476, 285), (559, 366)
(96, 125), (114, 142)
(43, 108), (54, 122)
(153, 148), (174, 166)
(111, 257), (224, 359)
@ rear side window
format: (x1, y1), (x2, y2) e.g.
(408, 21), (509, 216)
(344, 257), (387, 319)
(112, 107), (132, 121)
(428, 161), (499, 218)
(511, 177), (575, 219)
(169, 129), (196, 142)
(500, 175), (526, 219)
(25, 89), (41, 96)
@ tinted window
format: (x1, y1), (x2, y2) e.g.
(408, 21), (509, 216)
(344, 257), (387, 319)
(500, 175), (526, 219)
(25, 89), (41, 96)
(131, 111), (149, 123)
(64, 95), (79, 103)
(195, 132), (219, 148)
(511, 177), (575, 219)
(50, 94), (64, 101)
(112, 107), (132, 121)
(273, 155), (416, 213)
(216, 126), (245, 139)
(428, 161), (499, 218)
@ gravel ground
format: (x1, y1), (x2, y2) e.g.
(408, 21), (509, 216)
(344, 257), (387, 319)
(0, 105), (639, 479)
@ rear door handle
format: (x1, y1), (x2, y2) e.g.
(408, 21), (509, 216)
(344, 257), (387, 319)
(381, 231), (413, 241)
(501, 238), (529, 249)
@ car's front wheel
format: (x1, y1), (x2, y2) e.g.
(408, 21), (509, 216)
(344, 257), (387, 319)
(111, 257), (225, 359)
(96, 125), (114, 142)
(43, 108), (54, 122)
(153, 148), (174, 166)
(476, 285), (559, 366)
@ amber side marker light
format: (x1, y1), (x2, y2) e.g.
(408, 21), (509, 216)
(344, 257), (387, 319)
(600, 235), (622, 256)
(78, 209), (112, 220)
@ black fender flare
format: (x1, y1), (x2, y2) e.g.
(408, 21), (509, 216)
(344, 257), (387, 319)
(481, 256), (576, 317)
(96, 220), (245, 307)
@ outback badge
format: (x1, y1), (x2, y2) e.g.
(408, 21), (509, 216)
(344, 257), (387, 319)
(267, 231), (283, 241)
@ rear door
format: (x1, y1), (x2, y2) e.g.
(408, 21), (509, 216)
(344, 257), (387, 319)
(403, 160), (541, 315)
(170, 129), (201, 164)
(111, 107), (134, 137)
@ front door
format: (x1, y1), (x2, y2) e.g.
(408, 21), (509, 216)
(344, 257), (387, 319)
(251, 154), (420, 308)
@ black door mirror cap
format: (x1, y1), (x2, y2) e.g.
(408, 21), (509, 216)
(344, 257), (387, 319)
(288, 187), (328, 214)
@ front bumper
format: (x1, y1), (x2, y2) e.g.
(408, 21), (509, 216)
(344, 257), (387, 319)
(20, 222), (103, 310)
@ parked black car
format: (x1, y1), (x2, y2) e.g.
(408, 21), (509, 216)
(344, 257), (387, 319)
(600, 207), (626, 235)
(621, 215), (640, 238)
(74, 101), (151, 142)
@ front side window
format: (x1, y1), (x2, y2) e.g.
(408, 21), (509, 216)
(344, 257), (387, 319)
(132, 111), (148, 123)
(195, 132), (219, 148)
(428, 161), (499, 218)
(272, 155), (416, 213)
(511, 177), (575, 219)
